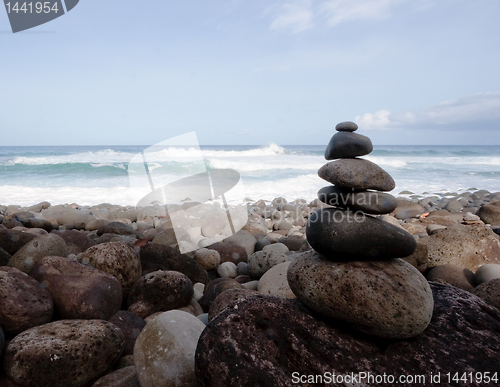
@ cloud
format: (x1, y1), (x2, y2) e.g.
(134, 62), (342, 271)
(320, 0), (406, 26)
(269, 0), (410, 33)
(355, 92), (500, 131)
(270, 0), (314, 34)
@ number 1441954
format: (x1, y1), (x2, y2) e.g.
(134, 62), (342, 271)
(5, 2), (60, 14)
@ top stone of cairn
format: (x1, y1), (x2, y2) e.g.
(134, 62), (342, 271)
(335, 121), (358, 132)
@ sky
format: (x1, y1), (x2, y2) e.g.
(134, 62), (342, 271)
(1, 0), (500, 146)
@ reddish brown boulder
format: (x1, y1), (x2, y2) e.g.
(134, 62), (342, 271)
(207, 242), (248, 264)
(0, 229), (37, 255)
(52, 230), (94, 255)
(30, 256), (122, 320)
(127, 270), (193, 319)
(0, 266), (53, 335)
(4, 320), (125, 387)
(419, 224), (500, 271)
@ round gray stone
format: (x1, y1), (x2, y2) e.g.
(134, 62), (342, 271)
(318, 159), (395, 191)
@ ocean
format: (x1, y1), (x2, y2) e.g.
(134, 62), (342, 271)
(1, 144), (499, 207)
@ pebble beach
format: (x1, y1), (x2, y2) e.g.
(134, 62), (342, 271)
(1, 124), (500, 386)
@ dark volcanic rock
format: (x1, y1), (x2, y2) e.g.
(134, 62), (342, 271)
(4, 320), (125, 387)
(127, 270), (193, 319)
(0, 266), (53, 335)
(208, 288), (258, 322)
(140, 243), (209, 284)
(318, 159), (395, 191)
(198, 278), (243, 312)
(335, 121), (358, 132)
(306, 208), (416, 259)
(0, 247), (12, 266)
(318, 186), (397, 214)
(324, 131), (373, 160)
(0, 229), (37, 255)
(109, 311), (146, 356)
(195, 283), (500, 387)
(52, 230), (94, 255)
(30, 256), (122, 320)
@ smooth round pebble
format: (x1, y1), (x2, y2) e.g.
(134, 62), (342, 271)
(217, 261), (238, 278)
(474, 264), (500, 285)
(134, 310), (206, 387)
(258, 261), (296, 299)
(194, 248), (221, 271)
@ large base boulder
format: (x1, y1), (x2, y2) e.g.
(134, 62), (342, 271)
(195, 283), (500, 387)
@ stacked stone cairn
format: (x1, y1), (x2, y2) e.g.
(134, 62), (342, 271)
(287, 121), (434, 339)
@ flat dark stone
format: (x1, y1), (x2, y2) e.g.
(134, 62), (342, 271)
(195, 283), (500, 387)
(324, 132), (373, 160)
(306, 208), (416, 259)
(335, 121), (358, 132)
(318, 158), (395, 191)
(317, 186), (397, 214)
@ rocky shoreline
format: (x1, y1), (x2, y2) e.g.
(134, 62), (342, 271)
(1, 128), (500, 386)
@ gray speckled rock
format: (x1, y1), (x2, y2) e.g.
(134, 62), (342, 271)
(287, 251), (434, 339)
(7, 233), (68, 273)
(317, 186), (397, 214)
(195, 284), (500, 387)
(0, 266), (53, 335)
(335, 121), (358, 132)
(134, 310), (205, 387)
(324, 131), (373, 160)
(79, 241), (141, 295)
(318, 159), (395, 191)
(4, 320), (125, 387)
(306, 208), (417, 260)
(247, 243), (291, 278)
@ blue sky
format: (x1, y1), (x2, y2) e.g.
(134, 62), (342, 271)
(1, 0), (500, 146)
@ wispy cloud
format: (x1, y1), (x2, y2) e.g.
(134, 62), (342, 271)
(270, 0), (314, 34)
(355, 92), (500, 131)
(269, 0), (411, 33)
(321, 0), (406, 26)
